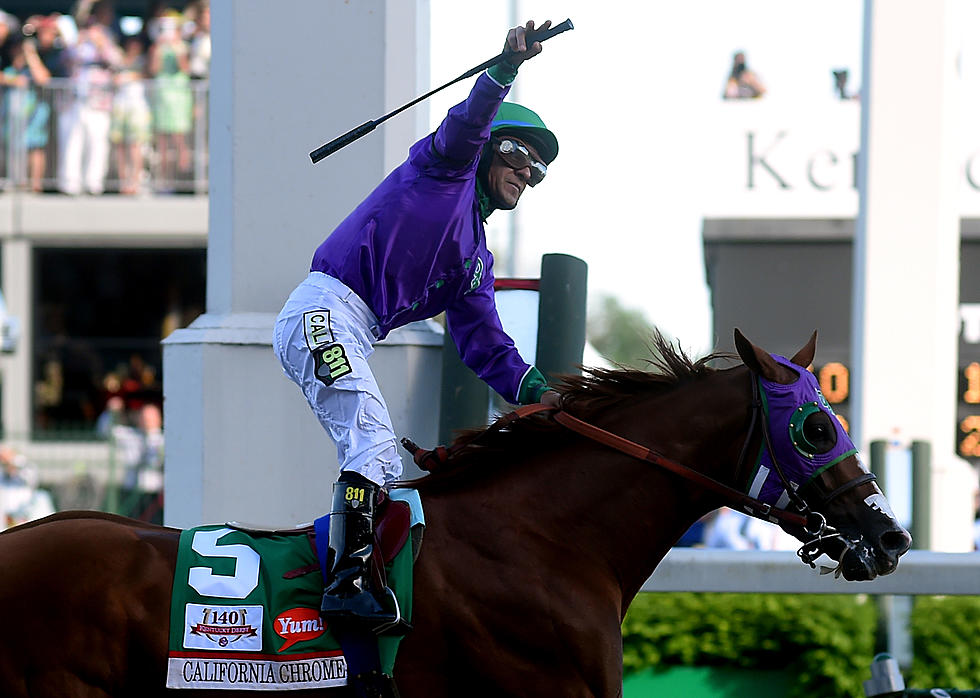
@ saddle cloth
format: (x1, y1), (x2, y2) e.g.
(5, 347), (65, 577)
(166, 489), (422, 691)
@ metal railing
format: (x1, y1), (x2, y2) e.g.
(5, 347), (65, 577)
(640, 547), (980, 596)
(2, 76), (208, 195)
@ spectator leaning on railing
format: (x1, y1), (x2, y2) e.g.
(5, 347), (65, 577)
(147, 10), (192, 192)
(28, 15), (69, 78)
(186, 1), (210, 80)
(0, 10), (16, 65)
(116, 403), (165, 524)
(111, 34), (150, 194)
(3, 36), (51, 192)
(59, 19), (121, 195)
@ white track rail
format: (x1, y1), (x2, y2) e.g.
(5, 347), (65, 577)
(641, 549), (980, 595)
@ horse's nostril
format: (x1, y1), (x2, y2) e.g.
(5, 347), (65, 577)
(880, 529), (912, 555)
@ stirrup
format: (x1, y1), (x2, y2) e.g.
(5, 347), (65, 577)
(320, 583), (397, 625)
(370, 586), (401, 634)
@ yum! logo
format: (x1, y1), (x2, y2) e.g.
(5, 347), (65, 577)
(275, 607), (326, 652)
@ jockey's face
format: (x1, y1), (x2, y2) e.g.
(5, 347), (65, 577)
(486, 136), (542, 210)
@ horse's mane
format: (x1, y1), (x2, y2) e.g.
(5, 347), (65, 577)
(401, 331), (735, 493)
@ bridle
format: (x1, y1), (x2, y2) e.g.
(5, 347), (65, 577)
(402, 367), (877, 570)
(737, 370), (876, 567)
(739, 370), (876, 514)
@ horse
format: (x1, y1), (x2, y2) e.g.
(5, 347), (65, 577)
(0, 330), (911, 697)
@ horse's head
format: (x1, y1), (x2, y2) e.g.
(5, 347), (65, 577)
(734, 329), (912, 581)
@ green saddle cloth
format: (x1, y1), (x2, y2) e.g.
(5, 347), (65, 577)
(166, 524), (413, 691)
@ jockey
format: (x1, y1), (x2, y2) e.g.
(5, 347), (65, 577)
(273, 20), (561, 635)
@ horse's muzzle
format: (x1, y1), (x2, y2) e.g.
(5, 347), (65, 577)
(838, 525), (912, 581)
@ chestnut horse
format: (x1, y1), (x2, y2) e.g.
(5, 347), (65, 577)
(0, 330), (910, 697)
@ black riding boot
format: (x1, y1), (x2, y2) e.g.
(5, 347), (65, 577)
(321, 471), (396, 625)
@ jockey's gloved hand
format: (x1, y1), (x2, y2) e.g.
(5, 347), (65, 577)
(541, 390), (561, 408)
(502, 19), (552, 68)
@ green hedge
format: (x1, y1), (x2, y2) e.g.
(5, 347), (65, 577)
(907, 596), (980, 690)
(624, 594), (980, 696)
(622, 593), (877, 698)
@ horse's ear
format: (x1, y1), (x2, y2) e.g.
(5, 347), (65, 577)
(734, 329), (804, 384)
(790, 331), (818, 369)
(734, 328), (780, 379)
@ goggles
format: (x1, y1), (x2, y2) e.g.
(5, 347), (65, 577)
(493, 138), (547, 186)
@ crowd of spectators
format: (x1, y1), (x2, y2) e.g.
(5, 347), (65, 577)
(0, 0), (210, 195)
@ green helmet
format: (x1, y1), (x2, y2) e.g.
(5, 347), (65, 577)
(490, 102), (559, 165)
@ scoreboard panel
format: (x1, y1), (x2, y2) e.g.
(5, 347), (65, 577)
(703, 220), (980, 468)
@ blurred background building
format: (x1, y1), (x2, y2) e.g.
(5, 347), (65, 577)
(0, 0), (207, 525)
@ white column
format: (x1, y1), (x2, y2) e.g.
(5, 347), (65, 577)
(1, 236), (32, 438)
(852, 0), (973, 550)
(163, 0), (435, 528)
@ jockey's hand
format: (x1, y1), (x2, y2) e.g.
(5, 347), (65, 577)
(541, 389), (561, 408)
(503, 20), (552, 68)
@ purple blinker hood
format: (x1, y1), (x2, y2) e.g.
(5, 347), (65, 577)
(747, 354), (858, 507)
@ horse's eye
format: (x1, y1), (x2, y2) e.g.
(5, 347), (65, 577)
(801, 411), (838, 454)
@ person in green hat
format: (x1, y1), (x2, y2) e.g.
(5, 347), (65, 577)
(476, 100), (559, 216)
(274, 20), (560, 695)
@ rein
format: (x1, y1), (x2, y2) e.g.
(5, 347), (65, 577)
(548, 368), (831, 531)
(401, 403), (555, 472)
(551, 410), (812, 530)
(402, 389), (814, 528)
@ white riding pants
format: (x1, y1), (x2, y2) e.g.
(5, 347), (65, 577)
(273, 272), (401, 487)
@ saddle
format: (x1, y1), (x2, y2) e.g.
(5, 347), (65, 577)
(232, 492), (413, 589)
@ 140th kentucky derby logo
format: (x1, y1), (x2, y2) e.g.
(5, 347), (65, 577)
(183, 603), (263, 651)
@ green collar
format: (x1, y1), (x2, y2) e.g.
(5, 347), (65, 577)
(475, 177), (494, 222)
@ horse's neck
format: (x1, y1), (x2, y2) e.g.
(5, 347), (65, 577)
(520, 368), (752, 609)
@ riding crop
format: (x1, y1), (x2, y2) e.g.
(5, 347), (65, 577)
(309, 19), (574, 164)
